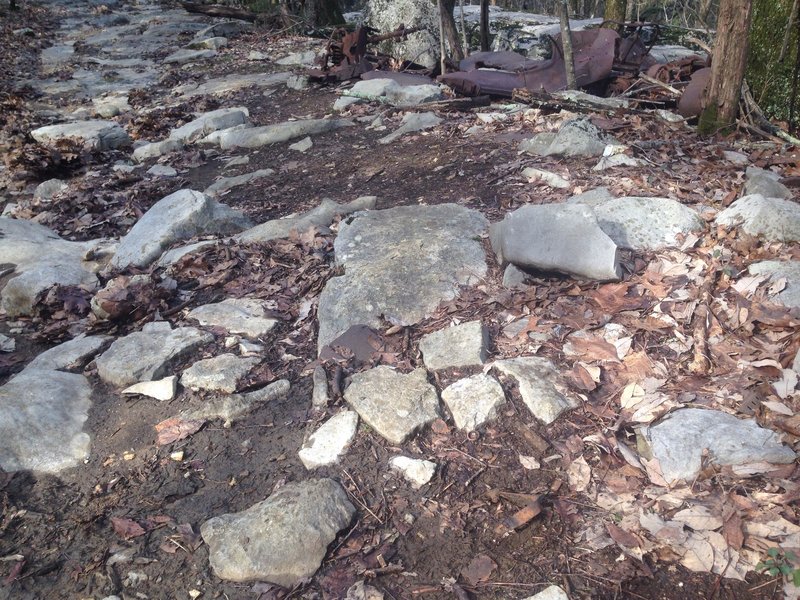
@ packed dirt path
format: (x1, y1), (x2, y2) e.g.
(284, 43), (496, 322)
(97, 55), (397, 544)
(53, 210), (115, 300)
(1, 1), (799, 600)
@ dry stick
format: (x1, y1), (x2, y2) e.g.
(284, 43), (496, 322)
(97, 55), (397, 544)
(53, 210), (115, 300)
(559, 0), (576, 89)
(638, 73), (683, 96)
(688, 263), (718, 376)
(438, 0), (447, 75)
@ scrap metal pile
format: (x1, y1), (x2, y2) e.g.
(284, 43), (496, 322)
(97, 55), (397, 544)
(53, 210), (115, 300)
(310, 22), (712, 117)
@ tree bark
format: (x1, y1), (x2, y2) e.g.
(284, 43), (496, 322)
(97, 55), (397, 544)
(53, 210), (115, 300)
(559, 0), (577, 89)
(303, 0), (343, 27)
(698, 0), (753, 135)
(480, 0), (490, 51)
(440, 0), (464, 61)
(603, 0), (627, 28)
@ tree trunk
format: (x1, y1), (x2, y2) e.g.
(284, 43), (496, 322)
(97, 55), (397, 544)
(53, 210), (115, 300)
(440, 0), (464, 61)
(303, 0), (343, 27)
(698, 0), (753, 135)
(603, 0), (627, 27)
(480, 0), (490, 51)
(559, 0), (577, 89)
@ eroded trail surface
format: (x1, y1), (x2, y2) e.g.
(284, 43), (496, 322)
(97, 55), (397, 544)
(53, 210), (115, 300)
(1, 2), (799, 599)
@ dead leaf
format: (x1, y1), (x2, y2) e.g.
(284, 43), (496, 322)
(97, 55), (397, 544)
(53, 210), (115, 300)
(111, 516), (146, 540)
(772, 369), (798, 399)
(155, 417), (205, 445)
(567, 455), (592, 492)
(460, 554), (497, 585)
(672, 506), (723, 531)
(606, 522), (641, 549)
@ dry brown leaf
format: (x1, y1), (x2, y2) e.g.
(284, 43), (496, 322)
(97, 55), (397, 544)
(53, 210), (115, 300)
(110, 516), (146, 540)
(460, 554), (497, 585)
(155, 417), (205, 445)
(567, 455), (592, 492)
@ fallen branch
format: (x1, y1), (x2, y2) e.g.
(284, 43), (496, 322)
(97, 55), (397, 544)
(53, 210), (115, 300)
(740, 80), (800, 146)
(512, 88), (642, 115)
(180, 2), (258, 22)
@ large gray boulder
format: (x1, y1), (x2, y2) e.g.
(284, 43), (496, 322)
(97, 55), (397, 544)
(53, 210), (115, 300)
(30, 120), (131, 151)
(643, 408), (796, 483)
(317, 204), (488, 351)
(364, 0), (438, 68)
(344, 367), (440, 444)
(27, 335), (113, 371)
(95, 322), (213, 387)
(0, 368), (92, 473)
(110, 190), (252, 270)
(490, 204), (621, 281)
(201, 479), (355, 586)
(218, 118), (354, 150)
(716, 194), (800, 242)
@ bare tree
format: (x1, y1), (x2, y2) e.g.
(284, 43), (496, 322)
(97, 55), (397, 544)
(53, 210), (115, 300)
(559, 0), (576, 89)
(698, 0), (753, 134)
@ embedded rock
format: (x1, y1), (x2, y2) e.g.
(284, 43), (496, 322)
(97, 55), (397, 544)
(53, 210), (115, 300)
(418, 321), (488, 370)
(298, 410), (359, 469)
(163, 48), (216, 64)
(201, 479), (355, 586)
(33, 179), (68, 201)
(441, 374), (505, 432)
(219, 118), (354, 149)
(748, 260), (800, 308)
(132, 139), (183, 162)
(344, 367), (440, 444)
(31, 120), (131, 151)
(204, 169), (274, 198)
(390, 456), (436, 488)
(182, 380), (290, 427)
(27, 334), (112, 371)
(2, 262), (98, 317)
(744, 167), (792, 200)
(493, 356), (577, 424)
(187, 297), (278, 338)
(378, 111), (441, 145)
(181, 353), (259, 393)
(169, 107), (250, 144)
(177, 72), (291, 98)
(122, 376), (178, 401)
(520, 118), (615, 158)
(716, 194), (800, 242)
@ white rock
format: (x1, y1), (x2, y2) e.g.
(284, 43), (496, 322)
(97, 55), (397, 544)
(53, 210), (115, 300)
(378, 111), (441, 145)
(31, 120), (131, 151)
(289, 136), (313, 152)
(521, 585), (569, 600)
(418, 321), (488, 370)
(298, 411), (359, 469)
(122, 376), (178, 401)
(441, 374), (505, 432)
(132, 139), (183, 162)
(187, 297), (278, 338)
(169, 107), (250, 144)
(146, 164), (177, 177)
(522, 167), (570, 189)
(716, 194), (800, 242)
(390, 456), (436, 488)
(493, 356), (577, 424)
(181, 354), (259, 393)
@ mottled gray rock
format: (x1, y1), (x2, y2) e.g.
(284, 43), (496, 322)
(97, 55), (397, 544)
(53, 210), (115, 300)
(186, 36), (227, 50)
(27, 334), (112, 371)
(744, 166), (792, 199)
(276, 50), (317, 66)
(748, 260), (800, 308)
(318, 204), (487, 350)
(289, 136), (313, 152)
(169, 107), (250, 144)
(554, 90), (629, 109)
(182, 380), (290, 426)
(502, 264), (528, 288)
(334, 96), (361, 111)
(286, 74), (309, 90)
(122, 376), (177, 401)
(490, 204), (621, 281)
(93, 93), (131, 118)
(521, 585), (570, 600)
(520, 118), (615, 158)
(378, 111), (441, 145)
(0, 334), (14, 353)
(201, 479), (355, 585)
(2, 262), (98, 317)
(132, 139), (183, 162)
(493, 356), (576, 424)
(716, 194), (800, 242)
(418, 321), (488, 370)
(522, 166), (570, 188)
(390, 456), (436, 488)
(177, 72), (290, 98)
(591, 196), (704, 251)
(345, 367), (440, 444)
(441, 374), (505, 432)
(31, 120), (131, 151)
(157, 240), (218, 267)
(723, 151), (749, 165)
(565, 187), (614, 207)
(364, 0), (438, 67)
(643, 408), (796, 484)
(95, 322), (212, 387)
(34, 179), (68, 201)
(163, 47), (216, 64)
(181, 353), (259, 393)
(298, 410), (359, 469)
(110, 190), (252, 269)
(0, 368), (91, 473)
(236, 196), (376, 244)
(593, 153), (645, 171)
(218, 118), (354, 149)
(146, 164), (177, 177)
(0, 217), (103, 272)
(187, 297), (278, 338)
(347, 79), (444, 106)
(312, 365), (329, 409)
(198, 124), (249, 146)
(204, 169), (274, 198)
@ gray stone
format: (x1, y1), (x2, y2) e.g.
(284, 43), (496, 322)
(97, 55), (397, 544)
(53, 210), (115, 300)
(521, 585), (570, 600)
(169, 107), (250, 144)
(276, 50), (317, 66)
(110, 190), (252, 269)
(92, 93), (131, 118)
(723, 151), (749, 165)
(157, 240), (217, 267)
(122, 376), (177, 401)
(0, 217), (103, 272)
(520, 118), (614, 158)
(186, 36), (227, 50)
(198, 125), (249, 146)
(502, 264), (528, 288)
(187, 297), (278, 338)
(0, 334), (14, 352)
(146, 164), (177, 177)
(748, 260), (800, 308)
(236, 196), (376, 244)
(248, 51), (269, 61)
(522, 167), (570, 189)
(593, 154), (645, 171)
(390, 456), (436, 488)
(553, 90), (630, 109)
(177, 72), (290, 98)
(591, 196), (704, 251)
(643, 408), (796, 484)
(286, 74), (310, 90)
(298, 410), (359, 469)
(493, 356), (576, 424)
(218, 118), (354, 150)
(334, 96), (361, 111)
(490, 204), (621, 281)
(312, 365), (329, 409)
(31, 120), (131, 151)
(195, 21), (252, 40)
(744, 166), (792, 199)
(182, 380), (290, 426)
(364, 0), (438, 67)
(27, 334), (112, 371)
(0, 368), (91, 473)
(181, 353), (259, 393)
(289, 136), (313, 152)
(201, 479), (355, 586)
(317, 204), (487, 350)
(204, 169), (274, 198)
(418, 321), (488, 370)
(519, 131), (556, 156)
(378, 111), (442, 145)
(346, 581), (384, 600)
(441, 373), (506, 432)
(95, 323), (212, 387)
(33, 179), (68, 201)
(132, 139), (183, 162)
(565, 187), (614, 207)
(716, 194), (800, 242)
(2, 262), (99, 317)
(347, 79), (444, 106)
(344, 367), (440, 444)
(163, 48), (217, 64)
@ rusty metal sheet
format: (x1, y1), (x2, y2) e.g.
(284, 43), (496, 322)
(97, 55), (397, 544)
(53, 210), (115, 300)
(677, 67), (711, 117)
(459, 51), (542, 72)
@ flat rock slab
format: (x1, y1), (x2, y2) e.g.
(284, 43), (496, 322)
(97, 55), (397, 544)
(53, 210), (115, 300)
(110, 189), (252, 269)
(344, 367), (440, 445)
(96, 322), (213, 387)
(177, 72), (290, 98)
(122, 376), (177, 401)
(236, 196), (376, 244)
(169, 107), (250, 144)
(493, 356), (576, 424)
(587, 196), (704, 251)
(441, 373), (506, 432)
(716, 194), (800, 242)
(748, 260), (800, 308)
(644, 408), (796, 484)
(298, 410), (359, 469)
(348, 78), (444, 106)
(744, 167), (792, 199)
(27, 334), (112, 371)
(31, 119), (131, 151)
(390, 456), (437, 488)
(520, 117), (616, 158)
(201, 478), (355, 586)
(2, 262), (99, 317)
(378, 111), (442, 145)
(181, 353), (259, 393)
(204, 169), (274, 198)
(182, 379), (290, 427)
(219, 118), (354, 149)
(0, 368), (91, 473)
(522, 586), (570, 600)
(317, 204), (487, 351)
(490, 204), (621, 281)
(163, 47), (216, 64)
(187, 297), (278, 338)
(418, 321), (488, 370)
